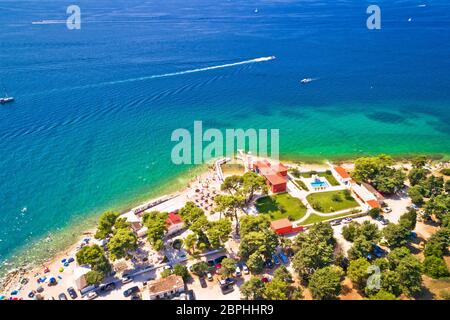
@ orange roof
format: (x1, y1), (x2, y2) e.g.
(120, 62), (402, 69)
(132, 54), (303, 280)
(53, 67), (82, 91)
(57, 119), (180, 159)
(265, 173), (286, 185)
(255, 160), (271, 168)
(270, 218), (292, 230)
(367, 200), (381, 209)
(271, 162), (288, 172)
(166, 212), (182, 225)
(334, 166), (351, 179)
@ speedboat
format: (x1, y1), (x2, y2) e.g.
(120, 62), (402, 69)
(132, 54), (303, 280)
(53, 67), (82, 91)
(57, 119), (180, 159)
(300, 78), (314, 84)
(0, 96), (14, 104)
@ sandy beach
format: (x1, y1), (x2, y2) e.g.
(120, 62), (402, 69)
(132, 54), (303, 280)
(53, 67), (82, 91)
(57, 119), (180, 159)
(0, 165), (221, 299)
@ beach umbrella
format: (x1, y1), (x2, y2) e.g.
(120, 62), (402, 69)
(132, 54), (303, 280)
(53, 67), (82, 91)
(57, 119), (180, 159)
(61, 259), (67, 263)
(44, 267), (50, 273)
(28, 291), (35, 298)
(59, 267), (64, 272)
(64, 262), (69, 267)
(36, 286), (44, 293)
(10, 290), (18, 295)
(0, 295), (5, 300)
(68, 257), (74, 263)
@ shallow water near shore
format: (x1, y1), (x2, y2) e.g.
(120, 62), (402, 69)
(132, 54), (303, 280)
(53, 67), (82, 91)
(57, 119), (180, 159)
(1, 0), (450, 276)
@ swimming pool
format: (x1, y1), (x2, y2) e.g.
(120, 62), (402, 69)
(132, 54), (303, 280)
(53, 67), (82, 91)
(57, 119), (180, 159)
(309, 179), (329, 189)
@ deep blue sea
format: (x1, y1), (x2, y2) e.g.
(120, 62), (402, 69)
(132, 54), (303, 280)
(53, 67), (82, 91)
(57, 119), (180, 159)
(0, 0), (449, 275)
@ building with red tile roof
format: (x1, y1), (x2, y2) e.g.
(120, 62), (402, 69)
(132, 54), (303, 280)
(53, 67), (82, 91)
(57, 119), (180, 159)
(332, 166), (352, 185)
(270, 218), (304, 235)
(254, 160), (287, 193)
(166, 212), (184, 235)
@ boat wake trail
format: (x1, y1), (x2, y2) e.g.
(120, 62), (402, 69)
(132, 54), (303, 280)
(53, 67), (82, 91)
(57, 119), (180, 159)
(33, 56), (276, 95)
(101, 56), (276, 86)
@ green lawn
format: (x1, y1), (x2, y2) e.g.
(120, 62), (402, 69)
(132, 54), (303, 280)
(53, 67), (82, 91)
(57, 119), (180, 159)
(255, 193), (307, 221)
(301, 211), (359, 225)
(299, 171), (340, 186)
(293, 179), (309, 191)
(306, 190), (359, 213)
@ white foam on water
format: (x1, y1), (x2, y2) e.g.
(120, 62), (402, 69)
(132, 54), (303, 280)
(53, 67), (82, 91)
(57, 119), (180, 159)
(30, 56), (276, 95)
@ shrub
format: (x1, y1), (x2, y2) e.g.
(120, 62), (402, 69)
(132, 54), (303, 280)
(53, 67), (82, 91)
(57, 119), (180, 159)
(331, 194), (342, 202)
(368, 208), (381, 219)
(423, 256), (450, 279)
(343, 189), (352, 200)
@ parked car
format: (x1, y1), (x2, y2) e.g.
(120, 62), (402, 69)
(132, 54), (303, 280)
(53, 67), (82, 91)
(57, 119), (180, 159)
(199, 276), (207, 288)
(130, 293), (142, 300)
(58, 293), (67, 300)
(380, 218), (389, 225)
(279, 252), (289, 264)
(382, 207), (392, 213)
(214, 256), (227, 265)
(220, 285), (234, 294)
(343, 217), (353, 224)
(264, 259), (274, 269)
(330, 220), (341, 226)
(99, 282), (116, 292)
(218, 278), (235, 287)
(67, 287), (78, 299)
(235, 266), (241, 277)
(206, 272), (213, 281)
(285, 248), (295, 257)
(187, 289), (196, 300)
(373, 245), (385, 258)
(272, 254), (281, 265)
(242, 264), (249, 275)
(84, 292), (98, 300)
(121, 276), (133, 284)
(261, 277), (271, 283)
(123, 286), (140, 298)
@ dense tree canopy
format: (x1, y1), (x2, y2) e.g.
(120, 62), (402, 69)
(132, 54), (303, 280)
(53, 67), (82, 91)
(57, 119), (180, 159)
(353, 155), (405, 194)
(214, 194), (245, 234)
(347, 258), (371, 290)
(308, 266), (344, 300)
(206, 219), (232, 249)
(221, 258), (237, 278)
(178, 202), (205, 227)
(107, 227), (138, 261)
(240, 276), (265, 300)
(95, 211), (119, 239)
(76, 244), (111, 275)
(143, 211), (168, 251)
(190, 261), (209, 276)
(423, 255), (450, 279)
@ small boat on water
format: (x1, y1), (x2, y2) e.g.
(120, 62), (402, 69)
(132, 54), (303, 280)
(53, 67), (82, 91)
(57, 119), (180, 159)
(300, 78), (314, 84)
(0, 96), (14, 104)
(0, 85), (14, 104)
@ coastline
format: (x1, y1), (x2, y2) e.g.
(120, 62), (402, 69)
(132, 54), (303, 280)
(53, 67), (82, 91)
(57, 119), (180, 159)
(1, 151), (449, 292)
(0, 163), (209, 287)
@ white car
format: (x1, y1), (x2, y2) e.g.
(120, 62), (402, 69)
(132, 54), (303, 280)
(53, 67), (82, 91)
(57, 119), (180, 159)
(84, 292), (98, 300)
(235, 266), (241, 277)
(242, 264), (249, 275)
(382, 207), (392, 213)
(121, 276), (133, 284)
(206, 272), (213, 281)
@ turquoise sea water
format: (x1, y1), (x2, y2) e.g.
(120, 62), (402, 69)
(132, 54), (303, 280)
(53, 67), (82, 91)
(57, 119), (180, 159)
(0, 0), (449, 275)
